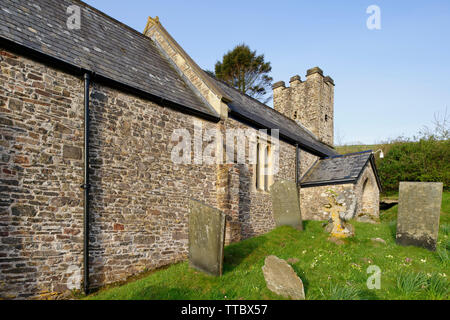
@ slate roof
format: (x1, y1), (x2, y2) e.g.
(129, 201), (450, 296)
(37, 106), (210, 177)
(300, 151), (382, 189)
(209, 76), (338, 157)
(0, 0), (218, 119)
(0, 0), (338, 157)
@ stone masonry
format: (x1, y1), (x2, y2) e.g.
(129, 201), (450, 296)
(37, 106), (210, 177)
(0, 49), (305, 298)
(273, 67), (334, 147)
(300, 163), (380, 222)
(0, 3), (381, 299)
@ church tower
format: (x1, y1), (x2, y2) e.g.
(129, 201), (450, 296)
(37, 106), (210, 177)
(272, 67), (335, 147)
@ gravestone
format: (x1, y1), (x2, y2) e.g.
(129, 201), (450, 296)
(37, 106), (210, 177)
(396, 182), (443, 251)
(262, 255), (305, 300)
(270, 180), (303, 230)
(324, 191), (354, 239)
(188, 199), (226, 276)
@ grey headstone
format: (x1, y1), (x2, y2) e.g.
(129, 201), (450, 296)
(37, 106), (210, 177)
(396, 182), (443, 251)
(262, 255), (305, 300)
(188, 199), (226, 276)
(270, 180), (303, 230)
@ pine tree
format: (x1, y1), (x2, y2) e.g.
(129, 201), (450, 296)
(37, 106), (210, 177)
(214, 44), (273, 104)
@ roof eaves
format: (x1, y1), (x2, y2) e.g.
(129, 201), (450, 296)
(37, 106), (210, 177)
(324, 150), (373, 160)
(228, 108), (333, 158)
(369, 155), (383, 192)
(0, 37), (221, 123)
(301, 178), (357, 188)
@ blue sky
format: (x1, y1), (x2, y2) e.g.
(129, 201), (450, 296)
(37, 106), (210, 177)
(84, 0), (450, 145)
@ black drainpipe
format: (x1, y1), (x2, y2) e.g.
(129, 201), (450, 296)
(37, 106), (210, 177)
(81, 73), (91, 295)
(295, 143), (300, 188)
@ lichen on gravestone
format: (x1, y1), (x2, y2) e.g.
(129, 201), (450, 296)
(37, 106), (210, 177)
(269, 180), (303, 230)
(188, 199), (226, 276)
(396, 182), (443, 251)
(323, 190), (354, 239)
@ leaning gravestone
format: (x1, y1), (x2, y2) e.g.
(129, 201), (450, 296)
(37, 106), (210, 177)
(396, 182), (443, 251)
(262, 255), (305, 300)
(270, 180), (303, 230)
(188, 199), (226, 276)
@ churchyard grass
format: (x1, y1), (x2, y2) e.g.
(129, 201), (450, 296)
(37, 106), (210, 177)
(85, 192), (450, 300)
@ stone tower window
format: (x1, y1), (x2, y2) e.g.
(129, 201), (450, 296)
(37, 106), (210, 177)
(325, 114), (328, 122)
(293, 111), (298, 119)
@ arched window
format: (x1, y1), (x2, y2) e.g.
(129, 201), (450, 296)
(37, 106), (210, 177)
(255, 140), (273, 191)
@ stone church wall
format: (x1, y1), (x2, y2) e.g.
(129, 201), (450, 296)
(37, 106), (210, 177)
(219, 117), (299, 243)
(300, 183), (356, 221)
(0, 49), (321, 298)
(273, 67), (334, 147)
(0, 49), (218, 298)
(300, 162), (380, 222)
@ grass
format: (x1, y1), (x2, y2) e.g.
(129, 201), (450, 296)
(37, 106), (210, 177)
(319, 283), (361, 300)
(396, 271), (428, 297)
(85, 193), (450, 300)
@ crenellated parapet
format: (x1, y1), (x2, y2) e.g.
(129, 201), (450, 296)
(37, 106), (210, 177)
(273, 67), (335, 147)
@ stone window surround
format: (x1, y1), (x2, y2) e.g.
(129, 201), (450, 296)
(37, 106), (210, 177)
(254, 137), (274, 193)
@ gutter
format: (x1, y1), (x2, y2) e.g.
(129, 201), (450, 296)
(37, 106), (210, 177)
(295, 143), (300, 187)
(301, 178), (358, 188)
(0, 38), (220, 123)
(81, 73), (91, 295)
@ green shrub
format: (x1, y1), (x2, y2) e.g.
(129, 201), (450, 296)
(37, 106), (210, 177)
(377, 138), (450, 192)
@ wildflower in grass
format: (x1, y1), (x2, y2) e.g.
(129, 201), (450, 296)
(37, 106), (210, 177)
(386, 255), (393, 259)
(350, 263), (362, 271)
(420, 259), (426, 263)
(302, 250), (307, 254)
(405, 257), (412, 263)
(310, 256), (319, 269)
(400, 263), (412, 267)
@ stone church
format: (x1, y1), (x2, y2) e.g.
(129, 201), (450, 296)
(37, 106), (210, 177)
(0, 0), (381, 298)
